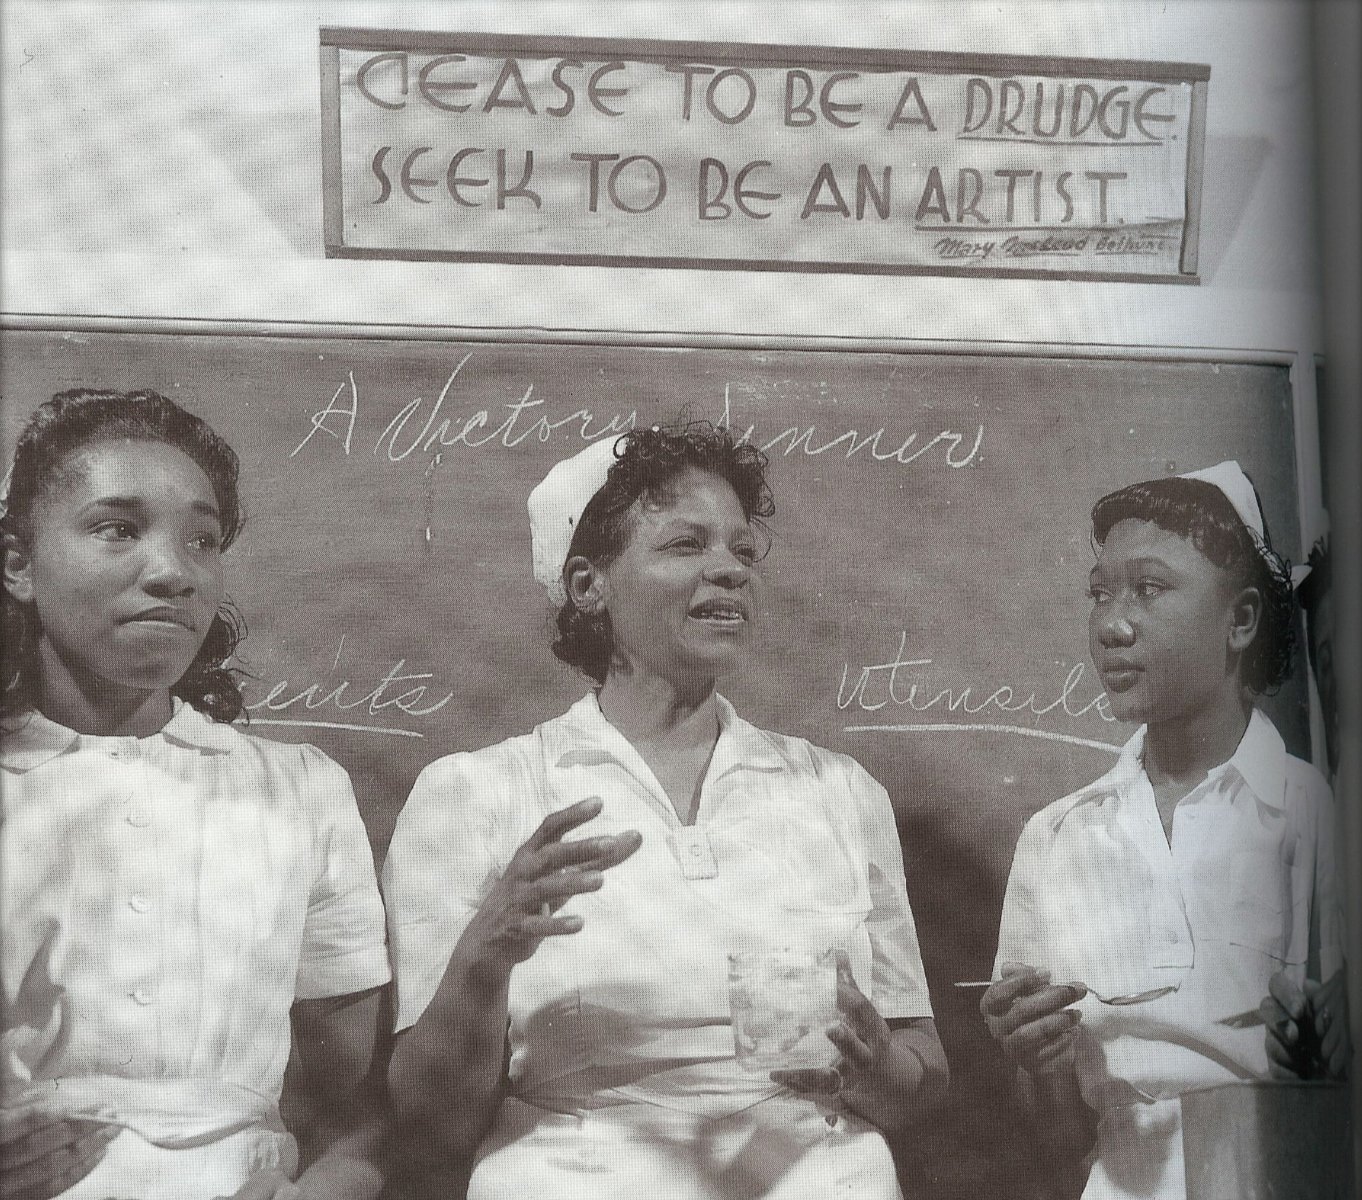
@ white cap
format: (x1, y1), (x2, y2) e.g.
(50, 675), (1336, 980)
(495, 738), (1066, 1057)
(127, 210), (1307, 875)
(1176, 460), (1311, 585)
(1177, 460), (1264, 538)
(528, 435), (627, 603)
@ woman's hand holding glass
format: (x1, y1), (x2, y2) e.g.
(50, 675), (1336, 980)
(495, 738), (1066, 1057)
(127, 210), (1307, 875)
(460, 797), (642, 988)
(770, 951), (937, 1128)
(980, 963), (1087, 1076)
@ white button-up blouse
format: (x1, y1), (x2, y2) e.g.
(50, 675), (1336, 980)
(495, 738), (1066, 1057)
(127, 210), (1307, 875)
(384, 692), (933, 1118)
(993, 709), (1343, 1200)
(1, 702), (390, 1155)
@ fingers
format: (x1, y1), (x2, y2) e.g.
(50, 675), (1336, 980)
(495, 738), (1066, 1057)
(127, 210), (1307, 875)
(990, 981), (1086, 1038)
(835, 961), (880, 1028)
(769, 1066), (841, 1094)
(827, 1020), (873, 1073)
(522, 798), (642, 864)
(0, 1113), (114, 1168)
(524, 797), (606, 850)
(534, 867), (605, 904)
(0, 1120), (115, 1200)
(980, 964), (1074, 1019)
(534, 831), (641, 874)
(1006, 1007), (1082, 1061)
(1268, 971), (1308, 1022)
(509, 912), (585, 941)
(1317, 1003), (1348, 1065)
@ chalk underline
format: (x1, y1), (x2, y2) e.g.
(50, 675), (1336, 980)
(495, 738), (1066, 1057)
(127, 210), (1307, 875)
(246, 718), (424, 739)
(844, 722), (1121, 753)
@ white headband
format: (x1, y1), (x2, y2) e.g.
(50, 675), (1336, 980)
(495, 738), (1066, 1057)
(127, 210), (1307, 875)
(1177, 460), (1264, 538)
(527, 435), (627, 603)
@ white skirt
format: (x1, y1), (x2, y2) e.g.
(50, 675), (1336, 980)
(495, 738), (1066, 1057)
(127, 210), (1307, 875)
(468, 1095), (902, 1200)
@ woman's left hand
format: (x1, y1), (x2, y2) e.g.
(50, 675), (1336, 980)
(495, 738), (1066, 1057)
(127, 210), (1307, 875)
(771, 951), (945, 1128)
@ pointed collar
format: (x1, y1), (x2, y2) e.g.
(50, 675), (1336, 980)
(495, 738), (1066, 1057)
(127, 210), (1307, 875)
(1, 699), (239, 773)
(546, 692), (792, 779)
(1220, 708), (1288, 809)
(1059, 708), (1288, 826)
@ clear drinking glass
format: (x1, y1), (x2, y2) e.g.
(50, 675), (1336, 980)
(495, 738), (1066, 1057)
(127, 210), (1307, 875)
(728, 946), (838, 1073)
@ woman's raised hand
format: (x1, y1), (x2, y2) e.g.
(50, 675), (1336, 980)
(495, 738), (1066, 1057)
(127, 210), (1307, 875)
(460, 797), (642, 986)
(980, 963), (1087, 1075)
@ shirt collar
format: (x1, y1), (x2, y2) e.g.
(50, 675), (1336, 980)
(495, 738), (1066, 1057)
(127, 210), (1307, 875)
(1062, 708), (1288, 823)
(547, 692), (790, 778)
(1, 699), (239, 772)
(1220, 708), (1288, 808)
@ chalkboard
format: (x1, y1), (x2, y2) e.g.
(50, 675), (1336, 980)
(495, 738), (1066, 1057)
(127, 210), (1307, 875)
(0, 327), (1306, 1198)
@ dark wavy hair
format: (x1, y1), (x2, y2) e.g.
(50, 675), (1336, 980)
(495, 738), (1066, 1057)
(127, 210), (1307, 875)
(1090, 474), (1296, 695)
(552, 422), (775, 684)
(2, 388), (247, 722)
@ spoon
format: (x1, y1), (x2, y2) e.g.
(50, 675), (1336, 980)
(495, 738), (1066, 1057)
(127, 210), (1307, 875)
(954, 980), (1177, 1006)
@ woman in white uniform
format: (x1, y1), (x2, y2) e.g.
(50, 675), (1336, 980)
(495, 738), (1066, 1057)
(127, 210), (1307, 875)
(384, 423), (947, 1199)
(980, 463), (1348, 1200)
(0, 389), (390, 1200)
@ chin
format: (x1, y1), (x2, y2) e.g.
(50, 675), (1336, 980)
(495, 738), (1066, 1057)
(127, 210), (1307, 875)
(1102, 691), (1152, 725)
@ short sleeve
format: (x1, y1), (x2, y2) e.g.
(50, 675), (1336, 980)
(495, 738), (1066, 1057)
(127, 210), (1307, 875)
(842, 755), (934, 1020)
(381, 742), (531, 1031)
(992, 816), (1051, 980)
(294, 746), (391, 1001)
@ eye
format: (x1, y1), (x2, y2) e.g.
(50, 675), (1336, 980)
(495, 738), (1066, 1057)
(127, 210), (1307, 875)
(664, 535), (702, 553)
(92, 520), (137, 541)
(189, 530), (223, 553)
(1135, 578), (1167, 598)
(1086, 584), (1111, 603)
(733, 543), (758, 565)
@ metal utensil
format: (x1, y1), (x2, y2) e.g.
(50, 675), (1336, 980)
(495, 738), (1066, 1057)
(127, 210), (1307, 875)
(954, 980), (1177, 1006)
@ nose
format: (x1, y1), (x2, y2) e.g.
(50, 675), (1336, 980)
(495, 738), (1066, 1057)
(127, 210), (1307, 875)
(1092, 600), (1136, 648)
(705, 550), (751, 589)
(140, 537), (196, 597)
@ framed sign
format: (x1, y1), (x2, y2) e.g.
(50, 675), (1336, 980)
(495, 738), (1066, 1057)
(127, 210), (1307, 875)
(320, 30), (1209, 282)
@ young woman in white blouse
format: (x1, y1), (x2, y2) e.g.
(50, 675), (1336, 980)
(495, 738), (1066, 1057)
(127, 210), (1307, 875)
(384, 423), (948, 1199)
(981, 463), (1348, 1200)
(0, 389), (391, 1200)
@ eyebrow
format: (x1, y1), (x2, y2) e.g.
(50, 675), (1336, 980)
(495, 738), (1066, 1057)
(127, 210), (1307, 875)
(79, 495), (221, 521)
(1090, 555), (1178, 577)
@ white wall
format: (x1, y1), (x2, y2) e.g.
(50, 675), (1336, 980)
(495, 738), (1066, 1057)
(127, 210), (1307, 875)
(1, 1), (1320, 345)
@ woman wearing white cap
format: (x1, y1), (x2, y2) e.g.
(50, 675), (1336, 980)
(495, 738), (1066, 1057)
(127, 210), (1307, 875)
(980, 463), (1348, 1200)
(383, 423), (946, 1198)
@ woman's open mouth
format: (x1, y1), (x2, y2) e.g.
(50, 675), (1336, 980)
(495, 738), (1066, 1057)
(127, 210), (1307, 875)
(689, 598), (748, 625)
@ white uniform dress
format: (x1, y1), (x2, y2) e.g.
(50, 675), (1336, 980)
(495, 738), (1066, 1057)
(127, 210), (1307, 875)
(384, 693), (933, 1200)
(994, 709), (1343, 1200)
(1, 701), (391, 1200)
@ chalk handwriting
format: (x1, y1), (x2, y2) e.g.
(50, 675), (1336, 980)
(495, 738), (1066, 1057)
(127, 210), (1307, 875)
(292, 371), (359, 457)
(837, 631), (1114, 724)
(719, 385), (984, 468)
(291, 354), (984, 475)
(241, 644), (454, 737)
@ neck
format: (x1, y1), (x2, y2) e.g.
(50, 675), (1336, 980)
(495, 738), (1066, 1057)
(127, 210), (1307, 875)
(1143, 688), (1252, 789)
(35, 648), (174, 738)
(596, 667), (720, 749)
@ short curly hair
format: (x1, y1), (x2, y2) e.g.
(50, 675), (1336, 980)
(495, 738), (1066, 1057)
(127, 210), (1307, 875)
(1090, 474), (1296, 695)
(2, 388), (247, 722)
(552, 422), (774, 684)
